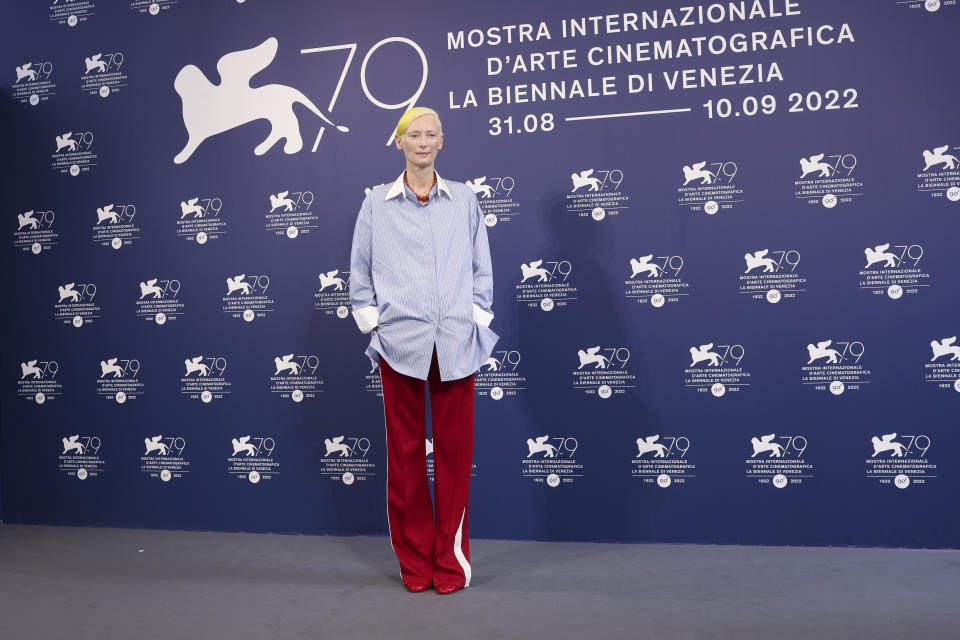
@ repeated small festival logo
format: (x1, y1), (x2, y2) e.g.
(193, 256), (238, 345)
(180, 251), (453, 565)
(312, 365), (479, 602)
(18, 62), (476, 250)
(857, 242), (930, 300)
(476, 348), (525, 400)
(683, 341), (750, 397)
(565, 168), (628, 221)
(364, 358), (382, 397)
(221, 273), (275, 322)
(632, 434), (695, 488)
(793, 152), (863, 209)
(265, 189), (318, 239)
(269, 354), (324, 402)
(515, 258), (578, 311)
(571, 345), (635, 399)
(319, 436), (375, 485)
(12, 59), (56, 105)
(54, 281), (100, 327)
(227, 436), (279, 484)
(180, 355), (230, 403)
(140, 435), (189, 482)
(624, 252), (690, 308)
(866, 432), (937, 489)
(465, 174), (520, 227)
(97, 357), (144, 404)
(425, 438), (434, 479)
(92, 203), (140, 249)
(897, 0), (958, 14)
(59, 434), (105, 480)
(916, 143), (960, 202)
(80, 51), (127, 98)
(51, 130), (97, 176)
(18, 358), (63, 404)
(745, 434), (813, 489)
(924, 336), (960, 393)
(677, 160), (743, 215)
(135, 277), (184, 324)
(426, 438), (478, 481)
(801, 339), (870, 396)
(14, 209), (59, 255)
(314, 268), (350, 319)
(521, 434), (582, 487)
(738, 248), (806, 304)
(131, 0), (178, 16)
(49, 0), (96, 27)
(176, 196), (227, 244)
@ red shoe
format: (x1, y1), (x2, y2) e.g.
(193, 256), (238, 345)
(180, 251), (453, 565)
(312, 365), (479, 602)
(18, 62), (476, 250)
(404, 583), (431, 593)
(434, 584), (462, 595)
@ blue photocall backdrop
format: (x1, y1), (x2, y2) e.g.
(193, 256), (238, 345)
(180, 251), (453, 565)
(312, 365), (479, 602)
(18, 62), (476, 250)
(1, 0), (958, 548)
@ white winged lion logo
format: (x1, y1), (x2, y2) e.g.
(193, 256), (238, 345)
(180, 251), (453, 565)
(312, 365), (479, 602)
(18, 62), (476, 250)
(173, 37), (348, 164)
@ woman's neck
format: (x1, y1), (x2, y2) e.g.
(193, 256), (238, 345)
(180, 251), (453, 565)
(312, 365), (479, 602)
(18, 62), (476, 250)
(405, 166), (436, 195)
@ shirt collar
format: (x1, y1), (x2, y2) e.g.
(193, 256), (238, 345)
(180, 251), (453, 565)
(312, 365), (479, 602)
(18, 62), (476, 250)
(384, 172), (451, 201)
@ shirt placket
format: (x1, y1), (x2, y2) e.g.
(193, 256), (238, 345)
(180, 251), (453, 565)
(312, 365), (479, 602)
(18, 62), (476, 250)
(424, 199), (442, 335)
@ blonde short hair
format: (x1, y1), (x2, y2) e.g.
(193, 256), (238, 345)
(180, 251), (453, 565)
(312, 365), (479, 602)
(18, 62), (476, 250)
(396, 107), (442, 137)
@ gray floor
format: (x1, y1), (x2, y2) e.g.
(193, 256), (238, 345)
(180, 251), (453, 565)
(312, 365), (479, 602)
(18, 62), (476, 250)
(0, 525), (957, 639)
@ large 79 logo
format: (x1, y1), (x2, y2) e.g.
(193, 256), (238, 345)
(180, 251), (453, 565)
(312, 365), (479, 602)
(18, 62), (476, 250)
(301, 37), (427, 147)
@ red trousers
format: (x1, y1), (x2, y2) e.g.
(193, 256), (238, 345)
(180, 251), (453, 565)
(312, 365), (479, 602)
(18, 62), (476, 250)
(379, 349), (474, 588)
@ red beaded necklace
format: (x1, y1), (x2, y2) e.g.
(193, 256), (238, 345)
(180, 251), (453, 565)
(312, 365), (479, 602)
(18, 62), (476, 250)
(404, 171), (437, 203)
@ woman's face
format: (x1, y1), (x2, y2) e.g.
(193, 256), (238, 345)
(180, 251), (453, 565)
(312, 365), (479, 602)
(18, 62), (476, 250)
(396, 114), (444, 169)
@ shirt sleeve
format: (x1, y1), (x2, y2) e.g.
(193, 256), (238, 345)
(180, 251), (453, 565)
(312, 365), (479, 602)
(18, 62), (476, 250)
(349, 194), (379, 334)
(471, 192), (495, 327)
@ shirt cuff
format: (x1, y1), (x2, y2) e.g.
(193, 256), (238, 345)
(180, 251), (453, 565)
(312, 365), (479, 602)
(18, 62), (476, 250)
(473, 303), (494, 327)
(352, 305), (379, 334)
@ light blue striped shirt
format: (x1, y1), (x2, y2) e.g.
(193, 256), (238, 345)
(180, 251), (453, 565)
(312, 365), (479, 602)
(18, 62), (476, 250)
(349, 172), (498, 381)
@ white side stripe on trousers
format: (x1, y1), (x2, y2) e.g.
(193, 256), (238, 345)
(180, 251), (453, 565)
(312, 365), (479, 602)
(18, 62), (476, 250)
(380, 365), (404, 583)
(453, 507), (471, 587)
